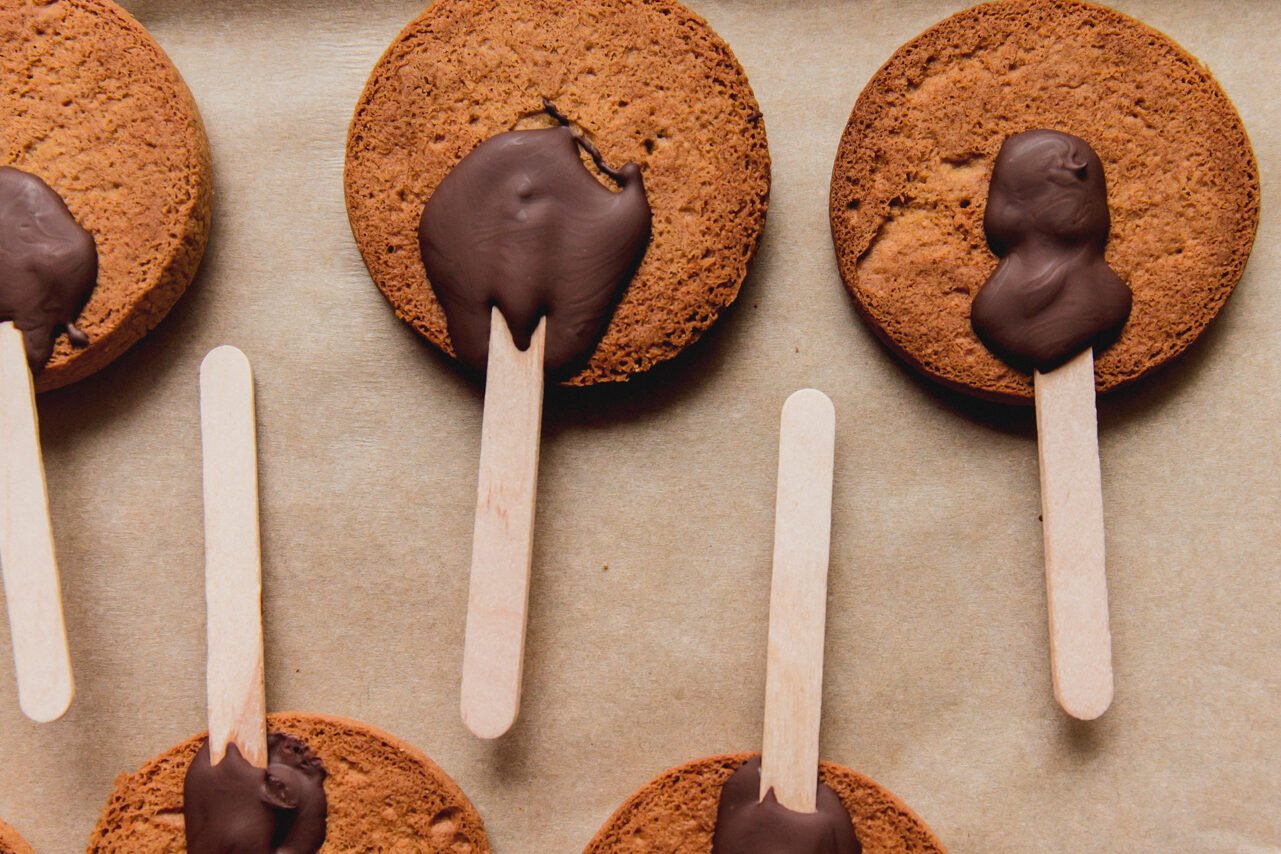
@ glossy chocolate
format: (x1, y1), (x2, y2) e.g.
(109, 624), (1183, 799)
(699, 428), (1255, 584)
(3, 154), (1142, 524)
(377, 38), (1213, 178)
(712, 757), (861, 854)
(971, 130), (1131, 373)
(182, 733), (328, 854)
(0, 166), (97, 372)
(418, 108), (651, 377)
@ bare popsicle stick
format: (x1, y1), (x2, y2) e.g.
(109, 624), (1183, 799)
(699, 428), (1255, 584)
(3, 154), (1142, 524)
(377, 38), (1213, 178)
(0, 321), (73, 723)
(199, 345), (267, 767)
(460, 307), (546, 739)
(760, 389), (837, 811)
(1034, 348), (1113, 721)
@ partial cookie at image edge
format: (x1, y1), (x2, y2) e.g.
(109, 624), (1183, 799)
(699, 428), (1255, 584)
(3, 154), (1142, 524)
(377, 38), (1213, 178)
(86, 712), (491, 852)
(584, 752), (947, 853)
(0, 0), (213, 392)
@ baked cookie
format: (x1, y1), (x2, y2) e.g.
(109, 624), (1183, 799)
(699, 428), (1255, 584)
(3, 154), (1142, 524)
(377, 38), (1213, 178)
(584, 753), (946, 853)
(87, 712), (491, 852)
(345, 0), (770, 385)
(0, 0), (212, 391)
(829, 0), (1258, 403)
(0, 818), (34, 854)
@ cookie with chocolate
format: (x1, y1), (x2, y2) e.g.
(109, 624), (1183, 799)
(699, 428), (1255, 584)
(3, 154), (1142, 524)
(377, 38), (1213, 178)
(87, 712), (491, 852)
(0, 818), (34, 854)
(0, 0), (212, 391)
(829, 0), (1258, 403)
(181, 732), (329, 854)
(585, 753), (945, 854)
(345, 0), (769, 385)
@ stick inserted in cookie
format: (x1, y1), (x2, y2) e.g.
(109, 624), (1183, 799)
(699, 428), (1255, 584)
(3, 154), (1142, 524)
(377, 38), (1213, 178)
(199, 346), (268, 766)
(1035, 349), (1113, 721)
(759, 389), (837, 811)
(0, 321), (73, 723)
(968, 130), (1125, 720)
(460, 309), (546, 739)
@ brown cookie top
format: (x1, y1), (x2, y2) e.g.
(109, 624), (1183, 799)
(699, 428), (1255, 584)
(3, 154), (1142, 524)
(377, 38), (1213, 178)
(345, 0), (770, 386)
(87, 712), (491, 852)
(0, 0), (212, 392)
(829, 0), (1259, 403)
(0, 818), (34, 854)
(584, 753), (946, 853)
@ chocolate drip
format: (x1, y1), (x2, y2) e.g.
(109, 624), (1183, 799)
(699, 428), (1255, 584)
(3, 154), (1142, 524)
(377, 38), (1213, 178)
(0, 166), (97, 372)
(418, 110), (651, 377)
(971, 130), (1131, 373)
(182, 733), (328, 854)
(712, 757), (862, 854)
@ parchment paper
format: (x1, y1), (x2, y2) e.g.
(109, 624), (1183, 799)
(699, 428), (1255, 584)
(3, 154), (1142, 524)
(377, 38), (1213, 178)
(1, 1), (1278, 851)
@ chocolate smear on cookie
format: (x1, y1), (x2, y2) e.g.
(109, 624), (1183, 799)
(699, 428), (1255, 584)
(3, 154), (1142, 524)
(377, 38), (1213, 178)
(183, 732), (328, 854)
(0, 166), (97, 372)
(971, 129), (1131, 373)
(712, 757), (862, 854)
(419, 102), (651, 377)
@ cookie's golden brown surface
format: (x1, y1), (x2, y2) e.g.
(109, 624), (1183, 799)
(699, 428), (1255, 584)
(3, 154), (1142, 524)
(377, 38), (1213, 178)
(346, 0), (770, 385)
(830, 0), (1258, 403)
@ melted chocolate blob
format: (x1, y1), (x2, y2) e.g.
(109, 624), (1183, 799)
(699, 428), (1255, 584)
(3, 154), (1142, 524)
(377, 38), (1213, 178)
(418, 111), (651, 377)
(182, 733), (328, 854)
(0, 166), (97, 372)
(971, 129), (1131, 373)
(712, 757), (862, 854)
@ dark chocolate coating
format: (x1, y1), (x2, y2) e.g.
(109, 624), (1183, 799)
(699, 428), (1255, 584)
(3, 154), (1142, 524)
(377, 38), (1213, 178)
(971, 130), (1131, 373)
(418, 122), (651, 377)
(712, 757), (862, 854)
(0, 166), (97, 372)
(182, 733), (328, 854)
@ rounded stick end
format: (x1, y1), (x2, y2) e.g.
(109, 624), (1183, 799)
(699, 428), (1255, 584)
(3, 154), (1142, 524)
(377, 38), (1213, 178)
(783, 388), (835, 424)
(19, 676), (74, 723)
(460, 692), (518, 740)
(1055, 678), (1113, 721)
(200, 345), (253, 385)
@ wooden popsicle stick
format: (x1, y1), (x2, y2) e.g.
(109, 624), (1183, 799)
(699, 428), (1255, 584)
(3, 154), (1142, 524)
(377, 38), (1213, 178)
(460, 307), (546, 739)
(1034, 348), (1113, 721)
(199, 345), (267, 767)
(0, 321), (73, 723)
(759, 389), (837, 811)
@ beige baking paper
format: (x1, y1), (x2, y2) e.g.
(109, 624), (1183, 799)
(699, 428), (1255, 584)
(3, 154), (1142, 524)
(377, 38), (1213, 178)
(0, 0), (1278, 851)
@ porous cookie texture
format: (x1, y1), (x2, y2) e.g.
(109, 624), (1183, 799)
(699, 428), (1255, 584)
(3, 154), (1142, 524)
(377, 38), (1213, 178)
(0, 818), (34, 854)
(0, 0), (212, 391)
(345, 0), (770, 386)
(87, 712), (491, 852)
(584, 753), (946, 853)
(829, 0), (1258, 403)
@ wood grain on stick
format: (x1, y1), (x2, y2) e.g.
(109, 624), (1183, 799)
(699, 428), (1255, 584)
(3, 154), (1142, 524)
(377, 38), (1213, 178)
(0, 322), (73, 723)
(200, 345), (267, 766)
(760, 389), (836, 811)
(461, 308), (546, 740)
(1034, 348), (1113, 721)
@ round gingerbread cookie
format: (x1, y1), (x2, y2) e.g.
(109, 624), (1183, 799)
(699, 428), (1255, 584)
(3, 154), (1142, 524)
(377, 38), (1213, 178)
(829, 0), (1258, 403)
(345, 0), (770, 386)
(87, 712), (491, 852)
(0, 818), (34, 854)
(0, 0), (212, 391)
(584, 753), (946, 853)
